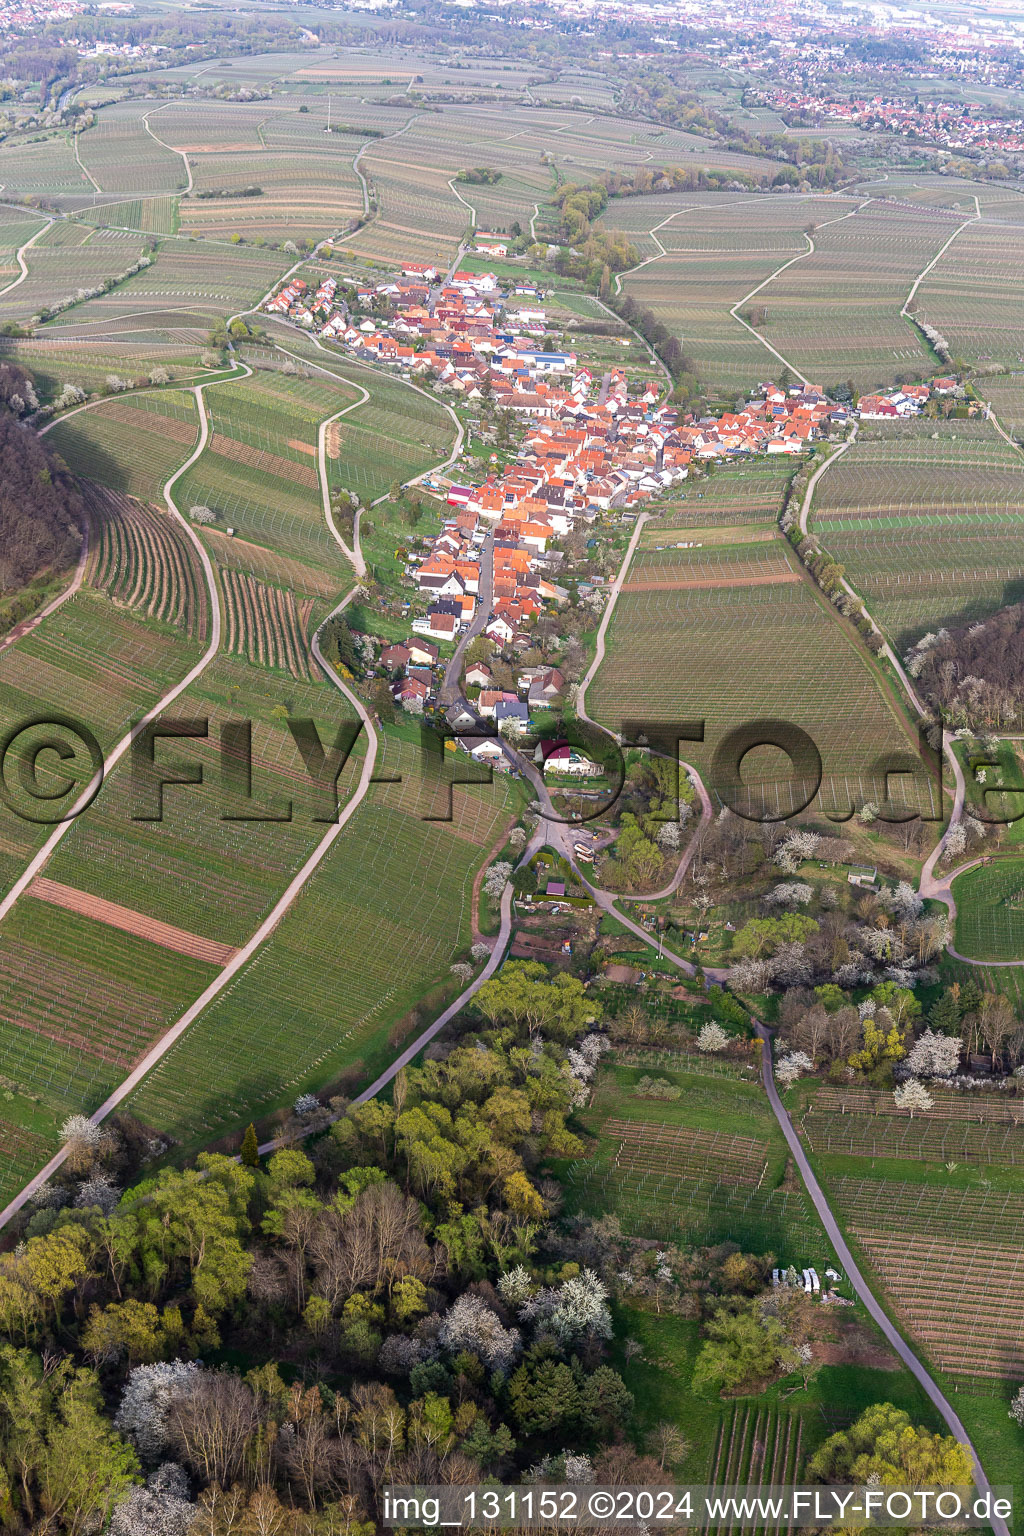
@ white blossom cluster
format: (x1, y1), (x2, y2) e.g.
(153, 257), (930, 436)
(438, 1294), (520, 1371)
(114, 1361), (200, 1465)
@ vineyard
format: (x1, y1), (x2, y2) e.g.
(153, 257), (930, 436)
(916, 220), (1024, 371)
(123, 729), (515, 1143)
(705, 1406), (805, 1533)
(588, 529), (928, 821)
(221, 568), (314, 679)
(951, 859), (1024, 962)
(801, 1108), (1024, 1164)
(0, 223), (148, 324)
(809, 419), (1024, 647)
(845, 1224), (1024, 1379)
(86, 481), (208, 639)
(45, 388), (200, 504)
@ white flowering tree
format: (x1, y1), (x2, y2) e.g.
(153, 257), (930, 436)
(438, 1294), (521, 1371)
(521, 1269), (612, 1344)
(893, 1078), (934, 1116)
(483, 861), (512, 901)
(1009, 1385), (1024, 1427)
(906, 1029), (961, 1079)
(775, 1051), (813, 1088)
(696, 1022), (730, 1054)
(114, 1361), (200, 1465)
(108, 1464), (193, 1536)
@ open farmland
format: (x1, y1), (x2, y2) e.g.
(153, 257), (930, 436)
(588, 519), (929, 819)
(0, 222), (147, 324)
(124, 729), (515, 1143)
(221, 569), (314, 678)
(45, 388), (201, 504)
(810, 418), (1024, 647)
(916, 218), (1024, 370)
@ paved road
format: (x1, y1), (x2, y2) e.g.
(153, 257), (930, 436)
(441, 530), (494, 706)
(755, 1024), (1009, 1531)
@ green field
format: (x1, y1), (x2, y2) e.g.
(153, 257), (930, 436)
(951, 858), (1024, 961)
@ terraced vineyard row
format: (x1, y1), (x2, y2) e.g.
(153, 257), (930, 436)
(86, 481), (208, 639)
(221, 568), (313, 679)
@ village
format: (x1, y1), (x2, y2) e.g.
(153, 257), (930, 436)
(262, 263), (963, 730)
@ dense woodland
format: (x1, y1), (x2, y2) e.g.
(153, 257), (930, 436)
(0, 371), (82, 598)
(906, 604), (1024, 729)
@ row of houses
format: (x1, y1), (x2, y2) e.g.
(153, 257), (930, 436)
(857, 378), (960, 418)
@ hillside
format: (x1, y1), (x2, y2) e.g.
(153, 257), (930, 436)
(0, 402), (83, 597)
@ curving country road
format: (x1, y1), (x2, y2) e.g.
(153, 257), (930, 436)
(755, 1023), (1010, 1535)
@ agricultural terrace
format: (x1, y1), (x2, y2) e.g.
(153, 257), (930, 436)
(0, 591), (204, 892)
(0, 223), (148, 325)
(588, 518), (927, 820)
(917, 219), (1024, 371)
(176, 368), (354, 574)
(568, 1058), (831, 1261)
(750, 200), (965, 389)
(42, 241), (285, 337)
(810, 418), (1024, 648)
(616, 195), (850, 394)
(125, 728), (517, 1145)
(950, 859), (1024, 961)
(86, 482), (209, 640)
(46, 388), (200, 505)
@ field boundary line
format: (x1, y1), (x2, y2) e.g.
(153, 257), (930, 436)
(142, 104), (192, 193)
(0, 215), (54, 299)
(72, 129), (102, 195)
(728, 198), (874, 386)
